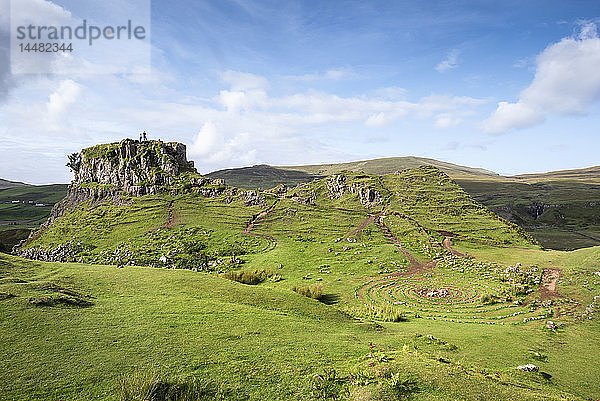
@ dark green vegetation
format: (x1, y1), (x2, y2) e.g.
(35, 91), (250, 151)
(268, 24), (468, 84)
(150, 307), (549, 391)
(0, 184), (68, 251)
(207, 164), (322, 191)
(4, 157), (600, 400)
(456, 179), (600, 250)
(207, 159), (600, 251)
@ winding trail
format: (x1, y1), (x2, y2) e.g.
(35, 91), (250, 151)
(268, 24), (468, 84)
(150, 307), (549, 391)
(242, 201), (279, 248)
(540, 267), (562, 301)
(346, 214), (377, 239)
(442, 236), (465, 257)
(374, 215), (437, 275)
(148, 200), (177, 231)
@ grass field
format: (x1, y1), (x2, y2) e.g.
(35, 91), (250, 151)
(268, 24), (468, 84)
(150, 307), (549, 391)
(3, 167), (599, 399)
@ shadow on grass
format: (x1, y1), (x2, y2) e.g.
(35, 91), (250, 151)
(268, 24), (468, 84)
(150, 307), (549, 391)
(319, 293), (340, 305)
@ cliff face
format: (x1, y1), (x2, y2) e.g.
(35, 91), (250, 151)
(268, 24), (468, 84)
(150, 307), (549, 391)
(18, 139), (207, 248)
(69, 139), (196, 196)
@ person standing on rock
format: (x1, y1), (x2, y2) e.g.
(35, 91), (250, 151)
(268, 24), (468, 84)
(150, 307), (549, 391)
(143, 131), (147, 141)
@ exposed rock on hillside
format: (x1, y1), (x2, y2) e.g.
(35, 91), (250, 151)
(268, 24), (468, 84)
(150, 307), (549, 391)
(326, 174), (347, 199)
(69, 139), (196, 196)
(352, 185), (382, 208)
(14, 138), (228, 256)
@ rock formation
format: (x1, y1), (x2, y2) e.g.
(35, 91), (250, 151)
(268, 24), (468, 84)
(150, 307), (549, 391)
(14, 138), (223, 255)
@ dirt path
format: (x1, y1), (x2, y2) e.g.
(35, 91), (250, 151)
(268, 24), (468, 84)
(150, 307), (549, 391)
(242, 201), (278, 248)
(374, 215), (437, 275)
(540, 267), (562, 300)
(346, 214), (377, 239)
(148, 201), (176, 231)
(442, 236), (465, 257)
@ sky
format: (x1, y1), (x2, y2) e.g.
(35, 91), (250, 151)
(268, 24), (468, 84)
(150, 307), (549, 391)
(1, 0), (600, 184)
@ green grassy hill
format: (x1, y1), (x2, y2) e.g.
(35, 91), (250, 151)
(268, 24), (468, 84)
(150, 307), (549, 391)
(207, 161), (600, 251)
(206, 164), (322, 191)
(512, 165), (600, 183)
(3, 249), (598, 400)
(3, 144), (600, 400)
(280, 156), (500, 179)
(0, 184), (68, 252)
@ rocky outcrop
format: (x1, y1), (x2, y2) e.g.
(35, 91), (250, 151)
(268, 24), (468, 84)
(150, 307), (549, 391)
(326, 175), (347, 199)
(357, 186), (382, 208)
(69, 139), (196, 195)
(240, 190), (266, 207)
(16, 242), (78, 262)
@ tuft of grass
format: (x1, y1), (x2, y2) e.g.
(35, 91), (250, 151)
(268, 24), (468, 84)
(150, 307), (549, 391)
(292, 284), (323, 300)
(115, 369), (245, 401)
(27, 294), (93, 307)
(221, 268), (279, 285)
(480, 293), (499, 305)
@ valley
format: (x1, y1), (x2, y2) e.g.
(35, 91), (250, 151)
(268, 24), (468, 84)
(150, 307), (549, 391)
(1, 139), (599, 400)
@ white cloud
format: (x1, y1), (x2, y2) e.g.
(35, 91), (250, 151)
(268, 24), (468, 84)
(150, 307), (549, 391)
(434, 113), (463, 129)
(220, 70), (269, 91)
(435, 49), (460, 73)
(484, 23), (600, 134)
(285, 68), (355, 82)
(1, 68), (488, 177)
(47, 79), (82, 119)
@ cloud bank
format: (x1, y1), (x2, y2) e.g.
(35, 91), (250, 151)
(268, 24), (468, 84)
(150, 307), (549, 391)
(484, 22), (600, 134)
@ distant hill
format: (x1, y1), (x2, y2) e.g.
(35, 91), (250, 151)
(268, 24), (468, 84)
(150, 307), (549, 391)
(511, 165), (600, 183)
(0, 178), (30, 190)
(207, 157), (500, 190)
(280, 156), (500, 179)
(207, 164), (321, 190)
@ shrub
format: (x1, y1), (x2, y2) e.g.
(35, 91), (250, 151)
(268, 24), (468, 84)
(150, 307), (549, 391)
(221, 269), (279, 285)
(480, 293), (498, 305)
(302, 368), (345, 401)
(292, 284), (323, 300)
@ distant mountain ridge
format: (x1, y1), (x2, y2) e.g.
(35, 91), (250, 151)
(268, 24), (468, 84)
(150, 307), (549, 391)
(206, 156), (501, 190)
(512, 165), (600, 183)
(0, 178), (30, 190)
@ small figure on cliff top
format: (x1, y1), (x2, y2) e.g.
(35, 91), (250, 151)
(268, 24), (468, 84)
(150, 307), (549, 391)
(142, 131), (147, 141)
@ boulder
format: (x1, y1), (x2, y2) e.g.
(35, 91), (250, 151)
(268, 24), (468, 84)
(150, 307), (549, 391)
(516, 364), (539, 372)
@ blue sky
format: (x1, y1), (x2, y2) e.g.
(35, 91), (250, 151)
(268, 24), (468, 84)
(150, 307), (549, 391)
(1, 0), (600, 184)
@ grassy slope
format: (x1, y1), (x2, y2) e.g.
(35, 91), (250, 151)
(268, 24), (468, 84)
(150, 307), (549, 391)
(0, 184), (68, 251)
(2, 167), (599, 399)
(456, 179), (600, 250)
(206, 164), (322, 191)
(0, 184), (68, 230)
(279, 156), (499, 179)
(1, 250), (596, 401)
(207, 160), (600, 251)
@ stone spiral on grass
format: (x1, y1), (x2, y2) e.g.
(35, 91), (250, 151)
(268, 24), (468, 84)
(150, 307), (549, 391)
(355, 273), (547, 325)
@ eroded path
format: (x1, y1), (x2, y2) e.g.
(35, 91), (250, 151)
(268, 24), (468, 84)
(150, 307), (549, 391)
(346, 214), (377, 239)
(540, 267), (562, 300)
(442, 236), (465, 257)
(242, 201), (279, 248)
(149, 200), (177, 231)
(374, 215), (437, 275)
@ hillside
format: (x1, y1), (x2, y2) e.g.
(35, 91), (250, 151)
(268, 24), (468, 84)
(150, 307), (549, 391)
(3, 139), (600, 399)
(207, 164), (321, 190)
(0, 178), (29, 190)
(207, 160), (600, 251)
(280, 156), (500, 179)
(512, 165), (600, 183)
(0, 184), (68, 252)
